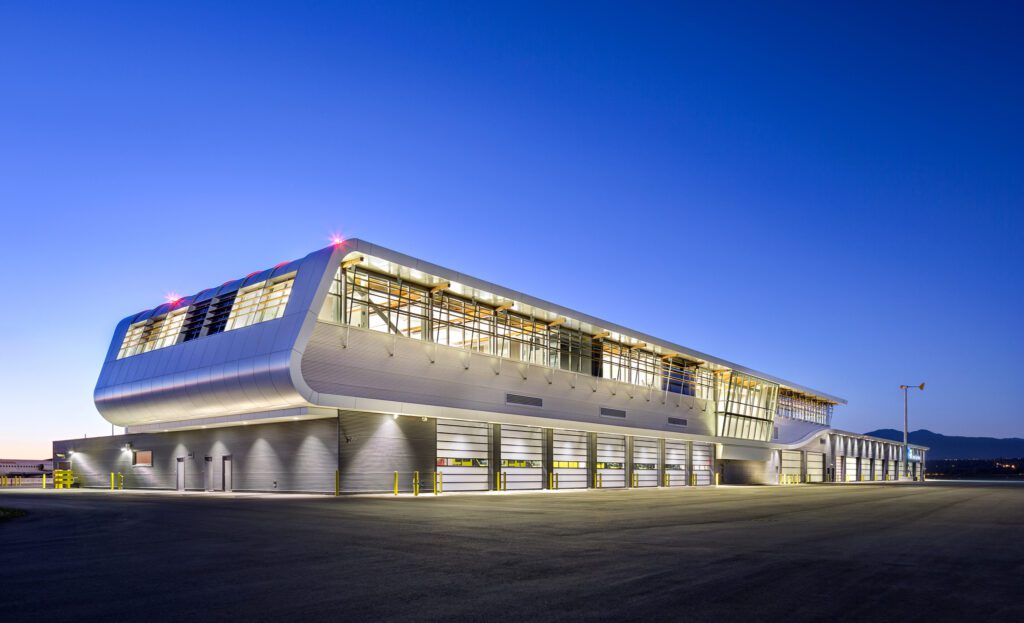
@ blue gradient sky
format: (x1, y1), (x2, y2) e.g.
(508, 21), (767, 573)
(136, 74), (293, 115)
(1, 2), (1021, 458)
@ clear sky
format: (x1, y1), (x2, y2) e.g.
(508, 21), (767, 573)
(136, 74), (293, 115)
(1, 2), (1021, 458)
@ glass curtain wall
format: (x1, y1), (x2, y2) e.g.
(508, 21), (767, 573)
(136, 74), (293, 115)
(319, 264), (717, 397)
(776, 390), (833, 425)
(714, 371), (779, 441)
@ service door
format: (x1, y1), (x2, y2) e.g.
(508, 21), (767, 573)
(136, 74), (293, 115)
(632, 437), (659, 487)
(500, 424), (543, 490)
(176, 458), (185, 491)
(781, 451), (802, 482)
(436, 419), (489, 491)
(204, 457), (214, 491)
(692, 442), (713, 485)
(845, 456), (858, 482)
(806, 452), (825, 482)
(222, 456), (232, 492)
(664, 439), (688, 486)
(552, 429), (588, 489)
(595, 433), (626, 488)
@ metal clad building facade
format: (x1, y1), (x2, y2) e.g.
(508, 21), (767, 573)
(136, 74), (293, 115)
(55, 239), (927, 492)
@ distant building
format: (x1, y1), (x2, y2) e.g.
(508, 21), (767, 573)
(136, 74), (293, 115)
(54, 240), (927, 492)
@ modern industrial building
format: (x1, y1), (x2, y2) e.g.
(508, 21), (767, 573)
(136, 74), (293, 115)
(54, 239), (927, 493)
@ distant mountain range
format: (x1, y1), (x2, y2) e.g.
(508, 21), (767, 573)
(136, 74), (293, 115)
(864, 429), (1024, 460)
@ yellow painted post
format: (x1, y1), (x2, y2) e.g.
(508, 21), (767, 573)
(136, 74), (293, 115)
(438, 471), (443, 494)
(715, 472), (720, 486)
(496, 471), (501, 491)
(394, 471), (399, 496)
(413, 471), (420, 496)
(42, 474), (46, 489)
(111, 472), (115, 490)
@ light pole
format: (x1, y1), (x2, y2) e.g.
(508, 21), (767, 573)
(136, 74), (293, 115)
(899, 383), (925, 478)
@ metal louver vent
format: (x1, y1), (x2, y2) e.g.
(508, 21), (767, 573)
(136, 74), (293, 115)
(506, 394), (543, 407)
(600, 407), (626, 418)
(667, 417), (688, 427)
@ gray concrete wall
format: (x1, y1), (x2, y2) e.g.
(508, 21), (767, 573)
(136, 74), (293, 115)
(53, 412), (435, 494)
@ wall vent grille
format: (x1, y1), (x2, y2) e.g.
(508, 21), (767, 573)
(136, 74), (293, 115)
(506, 394), (543, 408)
(600, 407), (627, 418)
(667, 417), (688, 427)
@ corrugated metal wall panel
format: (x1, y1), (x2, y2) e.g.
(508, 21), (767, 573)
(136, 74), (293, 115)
(54, 413), (435, 494)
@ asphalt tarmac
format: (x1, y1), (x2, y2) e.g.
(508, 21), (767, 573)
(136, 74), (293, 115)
(1, 482), (1021, 622)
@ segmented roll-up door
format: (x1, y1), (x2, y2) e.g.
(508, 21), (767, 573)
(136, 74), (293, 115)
(552, 429), (588, 489)
(664, 439), (688, 486)
(500, 424), (543, 490)
(845, 456), (859, 482)
(692, 442), (713, 486)
(836, 456), (845, 482)
(436, 420), (489, 491)
(871, 459), (882, 481)
(887, 460), (897, 480)
(781, 451), (802, 481)
(806, 452), (824, 482)
(595, 433), (626, 488)
(632, 437), (659, 487)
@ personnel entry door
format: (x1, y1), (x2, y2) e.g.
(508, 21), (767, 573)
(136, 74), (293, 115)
(222, 456), (233, 492)
(176, 458), (185, 491)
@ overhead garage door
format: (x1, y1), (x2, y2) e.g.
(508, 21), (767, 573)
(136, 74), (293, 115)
(806, 452), (824, 482)
(692, 442), (713, 486)
(552, 429), (588, 489)
(887, 460), (897, 481)
(664, 439), (688, 486)
(500, 424), (543, 490)
(632, 437), (659, 487)
(595, 433), (626, 488)
(436, 419), (489, 491)
(781, 450), (802, 482)
(871, 459), (882, 481)
(845, 456), (859, 482)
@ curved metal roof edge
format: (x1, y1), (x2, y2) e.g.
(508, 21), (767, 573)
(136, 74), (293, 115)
(337, 238), (848, 405)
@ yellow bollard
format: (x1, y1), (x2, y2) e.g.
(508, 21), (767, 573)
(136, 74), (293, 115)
(42, 474), (47, 489)
(413, 471), (420, 496)
(394, 471), (399, 496)
(715, 472), (720, 486)
(496, 471), (502, 491)
(438, 471), (443, 494)
(111, 472), (115, 490)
